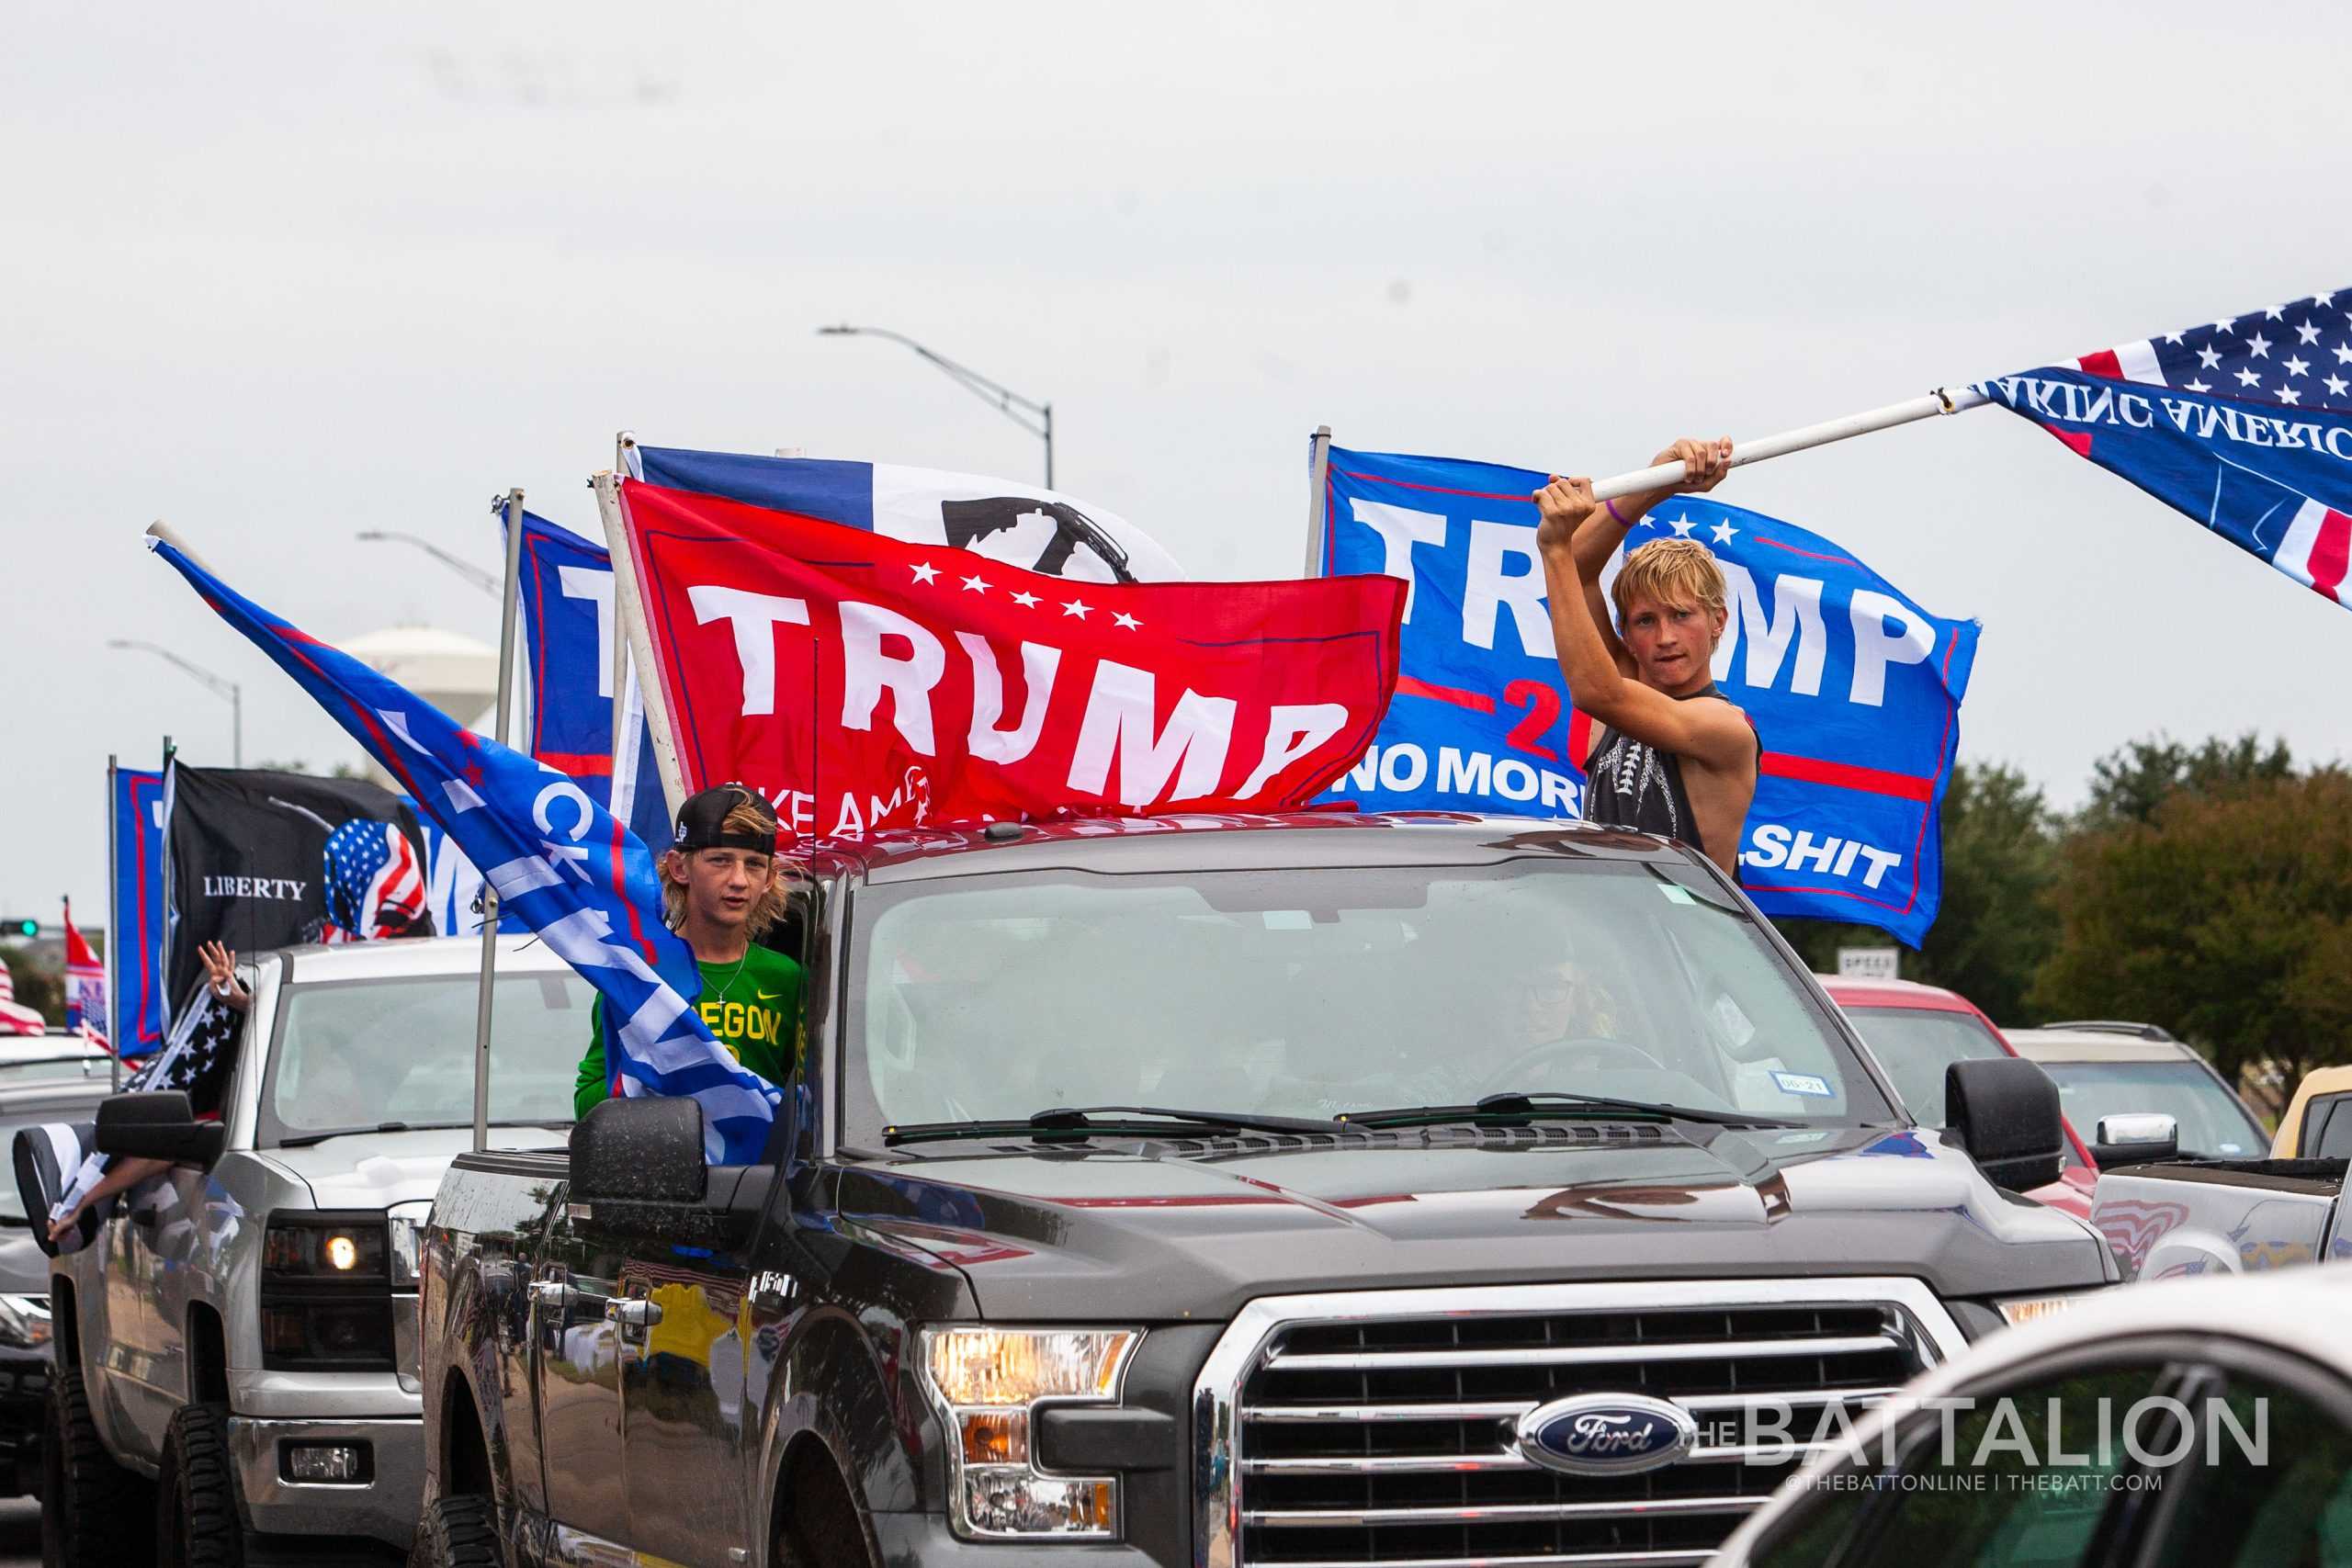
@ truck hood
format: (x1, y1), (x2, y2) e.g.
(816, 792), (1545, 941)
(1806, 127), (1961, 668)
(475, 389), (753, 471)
(834, 1122), (2111, 1319)
(255, 1125), (562, 1212)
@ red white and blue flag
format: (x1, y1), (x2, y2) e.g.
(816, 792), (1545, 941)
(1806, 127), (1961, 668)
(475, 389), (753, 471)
(1983, 288), (2352, 611)
(149, 535), (783, 1165)
(318, 819), (429, 943)
(625, 446), (1183, 584)
(62, 900), (106, 1044)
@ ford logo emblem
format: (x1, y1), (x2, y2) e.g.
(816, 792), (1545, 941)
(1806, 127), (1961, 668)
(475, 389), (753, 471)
(1516, 1393), (1697, 1476)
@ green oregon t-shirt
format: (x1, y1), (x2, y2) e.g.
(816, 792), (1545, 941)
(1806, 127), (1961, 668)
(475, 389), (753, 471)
(574, 944), (806, 1119)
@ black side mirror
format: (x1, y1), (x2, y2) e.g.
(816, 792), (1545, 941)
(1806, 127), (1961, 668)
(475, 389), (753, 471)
(1944, 1057), (2064, 1194)
(571, 1097), (706, 1206)
(94, 1092), (225, 1168)
(2092, 1113), (2179, 1168)
(568, 1098), (776, 1248)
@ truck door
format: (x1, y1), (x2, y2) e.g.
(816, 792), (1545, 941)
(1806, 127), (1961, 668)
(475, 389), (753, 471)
(100, 1160), (209, 1461)
(530, 1201), (632, 1550)
(616, 1246), (759, 1565)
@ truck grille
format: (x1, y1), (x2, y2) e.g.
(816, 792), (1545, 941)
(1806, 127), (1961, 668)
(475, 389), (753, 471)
(1193, 1280), (1961, 1568)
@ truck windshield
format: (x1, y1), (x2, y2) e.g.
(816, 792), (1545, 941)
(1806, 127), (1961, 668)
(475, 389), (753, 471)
(259, 971), (593, 1146)
(845, 859), (1894, 1139)
(2037, 1060), (2269, 1159)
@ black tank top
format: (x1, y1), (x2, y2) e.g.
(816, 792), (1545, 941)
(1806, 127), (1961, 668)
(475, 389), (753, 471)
(1584, 684), (1757, 858)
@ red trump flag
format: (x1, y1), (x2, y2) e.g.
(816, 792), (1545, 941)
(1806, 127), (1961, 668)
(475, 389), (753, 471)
(616, 480), (1405, 835)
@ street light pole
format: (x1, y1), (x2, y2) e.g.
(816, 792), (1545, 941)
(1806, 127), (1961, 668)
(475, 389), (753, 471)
(355, 530), (500, 596)
(107, 640), (243, 766)
(818, 324), (1055, 489)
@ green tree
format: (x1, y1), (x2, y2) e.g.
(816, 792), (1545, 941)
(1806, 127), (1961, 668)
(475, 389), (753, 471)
(1771, 760), (2058, 1022)
(2075, 732), (2296, 832)
(2032, 771), (2352, 1100)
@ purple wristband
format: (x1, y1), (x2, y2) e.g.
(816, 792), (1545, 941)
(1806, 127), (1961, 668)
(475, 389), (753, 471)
(1605, 497), (1634, 528)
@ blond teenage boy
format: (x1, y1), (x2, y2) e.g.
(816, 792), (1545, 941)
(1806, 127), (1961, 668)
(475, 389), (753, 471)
(1532, 438), (1758, 878)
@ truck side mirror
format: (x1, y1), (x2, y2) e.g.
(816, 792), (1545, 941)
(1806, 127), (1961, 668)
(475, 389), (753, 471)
(1943, 1057), (2064, 1194)
(571, 1097), (706, 1206)
(568, 1097), (777, 1249)
(93, 1091), (225, 1168)
(2092, 1113), (2179, 1168)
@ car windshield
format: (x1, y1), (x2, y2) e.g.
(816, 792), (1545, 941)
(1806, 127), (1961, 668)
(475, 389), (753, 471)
(844, 858), (1893, 1138)
(260, 970), (593, 1146)
(2038, 1060), (2268, 1158)
(0, 1055), (113, 1087)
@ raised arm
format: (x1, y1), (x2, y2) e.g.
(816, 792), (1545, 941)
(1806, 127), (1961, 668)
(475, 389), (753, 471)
(1532, 439), (1748, 768)
(1555, 437), (1735, 682)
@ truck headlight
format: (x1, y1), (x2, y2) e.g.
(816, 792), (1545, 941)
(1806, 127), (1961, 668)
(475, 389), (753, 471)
(0, 1295), (51, 1350)
(261, 1213), (394, 1371)
(1996, 1291), (2097, 1328)
(919, 1326), (1138, 1540)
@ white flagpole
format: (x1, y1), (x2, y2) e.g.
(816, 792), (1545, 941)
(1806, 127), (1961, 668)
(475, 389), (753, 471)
(1303, 425), (1333, 577)
(1589, 386), (1988, 502)
(471, 487), (526, 1153)
(594, 469), (690, 818)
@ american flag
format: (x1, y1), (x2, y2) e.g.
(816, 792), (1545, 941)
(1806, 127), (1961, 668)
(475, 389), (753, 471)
(2073, 289), (2352, 412)
(319, 818), (429, 943)
(1990, 287), (2352, 611)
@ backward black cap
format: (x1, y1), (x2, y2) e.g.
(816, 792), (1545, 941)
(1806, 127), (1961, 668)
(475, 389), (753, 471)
(673, 784), (778, 853)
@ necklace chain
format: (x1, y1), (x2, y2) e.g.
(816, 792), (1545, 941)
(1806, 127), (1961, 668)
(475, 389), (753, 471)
(707, 948), (752, 1003)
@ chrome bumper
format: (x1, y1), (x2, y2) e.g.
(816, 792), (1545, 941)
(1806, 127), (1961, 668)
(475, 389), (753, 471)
(226, 1415), (424, 1550)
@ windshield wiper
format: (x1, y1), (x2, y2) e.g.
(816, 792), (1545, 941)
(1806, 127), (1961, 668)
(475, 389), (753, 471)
(883, 1103), (1353, 1147)
(276, 1118), (568, 1148)
(1347, 1090), (1804, 1131)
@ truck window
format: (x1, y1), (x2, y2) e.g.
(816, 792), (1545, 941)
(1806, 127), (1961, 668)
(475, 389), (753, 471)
(845, 859), (1889, 1135)
(258, 971), (592, 1145)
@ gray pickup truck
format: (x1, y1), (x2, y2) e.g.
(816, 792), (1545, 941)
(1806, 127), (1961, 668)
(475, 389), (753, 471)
(45, 936), (589, 1566)
(419, 812), (2114, 1568)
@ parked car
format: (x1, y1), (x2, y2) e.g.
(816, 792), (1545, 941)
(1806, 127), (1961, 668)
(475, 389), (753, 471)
(0, 1052), (116, 1496)
(44, 935), (591, 1567)
(1713, 1267), (2352, 1566)
(2272, 1064), (2352, 1158)
(1820, 976), (2098, 1219)
(2003, 1021), (2270, 1162)
(422, 813), (2109, 1568)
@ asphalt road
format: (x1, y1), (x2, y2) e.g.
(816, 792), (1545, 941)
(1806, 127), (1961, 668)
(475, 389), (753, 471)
(0, 1495), (36, 1566)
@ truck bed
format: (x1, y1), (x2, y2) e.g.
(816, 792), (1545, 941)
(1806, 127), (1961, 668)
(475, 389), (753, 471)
(2092, 1156), (2346, 1280)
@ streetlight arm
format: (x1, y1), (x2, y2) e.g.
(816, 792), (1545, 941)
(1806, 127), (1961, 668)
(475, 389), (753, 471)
(107, 639), (238, 702)
(819, 324), (1051, 435)
(355, 531), (501, 595)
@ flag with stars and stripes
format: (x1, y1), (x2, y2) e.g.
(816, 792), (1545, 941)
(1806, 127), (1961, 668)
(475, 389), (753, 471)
(615, 479), (1403, 836)
(1981, 288), (2352, 611)
(148, 534), (783, 1166)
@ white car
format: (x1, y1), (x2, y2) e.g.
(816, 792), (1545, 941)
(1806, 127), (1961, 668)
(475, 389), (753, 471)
(1712, 1269), (2352, 1565)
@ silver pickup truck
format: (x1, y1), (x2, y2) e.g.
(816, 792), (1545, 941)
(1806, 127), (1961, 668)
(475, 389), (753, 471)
(2088, 1114), (2347, 1281)
(45, 935), (588, 1566)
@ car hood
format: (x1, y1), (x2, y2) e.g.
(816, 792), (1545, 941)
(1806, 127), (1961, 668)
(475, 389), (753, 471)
(255, 1125), (563, 1212)
(0, 1226), (47, 1295)
(833, 1122), (2111, 1319)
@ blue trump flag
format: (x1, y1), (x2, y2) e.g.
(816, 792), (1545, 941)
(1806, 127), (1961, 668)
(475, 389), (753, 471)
(109, 766), (167, 1057)
(149, 536), (781, 1163)
(503, 507), (672, 854)
(1313, 446), (1978, 945)
(1979, 288), (2352, 613)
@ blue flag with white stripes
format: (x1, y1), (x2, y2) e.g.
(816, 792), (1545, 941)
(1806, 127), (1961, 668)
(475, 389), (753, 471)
(148, 534), (781, 1164)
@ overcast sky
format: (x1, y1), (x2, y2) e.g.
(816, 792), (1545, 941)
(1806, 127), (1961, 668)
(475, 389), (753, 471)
(6, 1), (2349, 924)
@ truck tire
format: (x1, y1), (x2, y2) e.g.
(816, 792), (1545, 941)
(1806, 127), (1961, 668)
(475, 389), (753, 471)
(156, 1402), (248, 1568)
(416, 1495), (503, 1568)
(41, 1368), (154, 1568)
